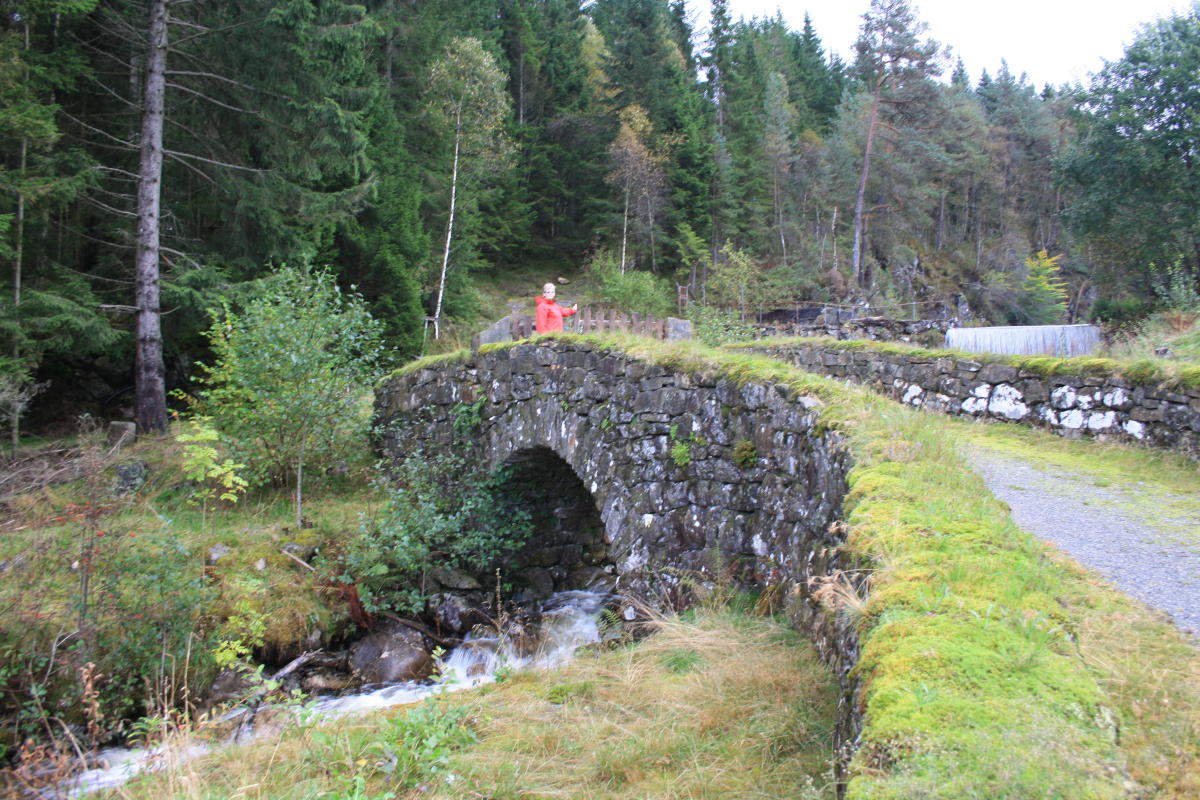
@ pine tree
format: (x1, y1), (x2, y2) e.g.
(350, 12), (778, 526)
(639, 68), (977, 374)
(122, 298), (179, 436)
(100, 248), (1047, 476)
(850, 0), (941, 290)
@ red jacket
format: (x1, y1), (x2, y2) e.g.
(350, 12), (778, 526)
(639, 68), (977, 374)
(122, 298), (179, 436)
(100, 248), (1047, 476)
(535, 295), (576, 333)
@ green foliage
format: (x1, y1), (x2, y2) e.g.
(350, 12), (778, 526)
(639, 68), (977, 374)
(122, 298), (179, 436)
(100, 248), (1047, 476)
(590, 249), (675, 316)
(340, 450), (532, 615)
(194, 265), (386, 523)
(670, 439), (691, 467)
(687, 304), (757, 347)
(1018, 250), (1068, 324)
(452, 398), (487, 437)
(176, 418), (249, 525)
(1090, 296), (1152, 329)
(1153, 258), (1200, 312)
(707, 243), (765, 319)
(1059, 5), (1200, 298)
(732, 440), (757, 469)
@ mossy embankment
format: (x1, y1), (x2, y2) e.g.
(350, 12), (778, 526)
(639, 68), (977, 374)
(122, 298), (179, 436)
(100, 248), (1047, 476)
(397, 332), (1200, 797)
(730, 334), (1200, 391)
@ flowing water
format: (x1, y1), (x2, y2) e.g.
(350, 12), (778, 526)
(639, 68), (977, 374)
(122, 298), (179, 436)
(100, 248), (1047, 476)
(67, 590), (613, 796)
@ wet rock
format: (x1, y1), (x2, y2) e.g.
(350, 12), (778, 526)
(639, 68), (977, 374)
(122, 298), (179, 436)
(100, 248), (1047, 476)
(350, 625), (433, 684)
(300, 670), (354, 693)
(515, 566), (555, 598)
(113, 459), (149, 495)
(207, 544), (233, 565)
(427, 593), (477, 635)
(430, 566), (482, 590)
(205, 668), (255, 708)
(106, 421), (136, 450)
(568, 565), (616, 592)
(281, 540), (318, 562)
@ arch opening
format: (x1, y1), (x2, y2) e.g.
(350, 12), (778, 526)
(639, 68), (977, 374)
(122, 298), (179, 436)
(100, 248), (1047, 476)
(494, 446), (614, 602)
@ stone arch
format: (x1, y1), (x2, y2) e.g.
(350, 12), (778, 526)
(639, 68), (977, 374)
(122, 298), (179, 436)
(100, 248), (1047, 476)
(490, 446), (614, 600)
(375, 340), (850, 600)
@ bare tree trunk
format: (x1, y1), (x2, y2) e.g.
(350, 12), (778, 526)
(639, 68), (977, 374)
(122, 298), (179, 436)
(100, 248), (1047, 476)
(619, 179), (630, 274)
(852, 80), (883, 290)
(134, 0), (168, 434)
(775, 175), (787, 267)
(648, 202), (657, 273)
(432, 109), (462, 339)
(10, 141), (25, 457)
(936, 190), (946, 250)
(294, 455), (304, 529)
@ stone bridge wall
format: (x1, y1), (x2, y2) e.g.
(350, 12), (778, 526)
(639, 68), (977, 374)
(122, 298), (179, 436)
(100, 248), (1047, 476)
(747, 341), (1200, 455)
(374, 340), (861, 753)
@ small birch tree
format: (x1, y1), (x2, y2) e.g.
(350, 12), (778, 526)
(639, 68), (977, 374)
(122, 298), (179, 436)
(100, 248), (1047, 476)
(607, 105), (667, 274)
(194, 265), (385, 528)
(426, 37), (512, 339)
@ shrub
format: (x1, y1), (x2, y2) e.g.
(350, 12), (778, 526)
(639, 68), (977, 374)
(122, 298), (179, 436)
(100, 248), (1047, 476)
(193, 265), (386, 527)
(589, 250), (675, 316)
(688, 305), (757, 347)
(338, 450), (532, 615)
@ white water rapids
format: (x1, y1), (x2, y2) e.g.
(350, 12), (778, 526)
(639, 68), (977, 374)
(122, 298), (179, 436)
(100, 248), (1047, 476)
(67, 590), (613, 796)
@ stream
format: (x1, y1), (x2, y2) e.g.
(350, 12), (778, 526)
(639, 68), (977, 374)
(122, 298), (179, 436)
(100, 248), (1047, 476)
(66, 590), (614, 796)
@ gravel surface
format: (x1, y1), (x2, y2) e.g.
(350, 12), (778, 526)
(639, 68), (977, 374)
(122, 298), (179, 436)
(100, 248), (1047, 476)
(968, 448), (1200, 639)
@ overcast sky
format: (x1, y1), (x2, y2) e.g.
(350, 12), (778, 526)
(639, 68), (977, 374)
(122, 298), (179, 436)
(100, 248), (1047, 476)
(685, 0), (1195, 88)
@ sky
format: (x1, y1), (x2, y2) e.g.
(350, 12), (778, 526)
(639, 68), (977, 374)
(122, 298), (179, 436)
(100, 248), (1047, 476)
(686, 0), (1195, 88)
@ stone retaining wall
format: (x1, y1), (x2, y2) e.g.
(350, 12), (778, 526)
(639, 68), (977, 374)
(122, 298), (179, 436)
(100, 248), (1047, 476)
(747, 341), (1200, 455)
(375, 340), (863, 762)
(751, 316), (953, 344)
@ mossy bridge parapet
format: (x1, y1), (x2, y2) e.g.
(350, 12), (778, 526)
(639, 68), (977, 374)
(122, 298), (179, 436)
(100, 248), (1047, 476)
(374, 338), (860, 756)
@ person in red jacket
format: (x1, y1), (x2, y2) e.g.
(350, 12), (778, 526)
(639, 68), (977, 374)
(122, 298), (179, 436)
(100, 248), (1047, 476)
(535, 282), (577, 333)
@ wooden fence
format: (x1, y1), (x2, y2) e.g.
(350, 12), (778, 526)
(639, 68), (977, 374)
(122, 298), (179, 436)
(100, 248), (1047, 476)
(510, 308), (677, 340)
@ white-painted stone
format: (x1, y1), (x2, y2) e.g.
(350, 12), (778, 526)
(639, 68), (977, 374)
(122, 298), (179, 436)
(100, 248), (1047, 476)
(1050, 385), (1076, 409)
(1060, 409), (1085, 429)
(987, 383), (1028, 420)
(1122, 419), (1146, 439)
(1103, 387), (1129, 407)
(1077, 393), (1094, 410)
(972, 384), (990, 398)
(903, 384), (923, 404)
(751, 533), (769, 557)
(641, 513), (654, 528)
(1087, 411), (1117, 430)
(1039, 406), (1059, 425)
(962, 396), (987, 415)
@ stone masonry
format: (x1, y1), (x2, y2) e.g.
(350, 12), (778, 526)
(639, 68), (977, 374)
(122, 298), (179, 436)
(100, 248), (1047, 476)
(749, 342), (1200, 456)
(374, 339), (861, 756)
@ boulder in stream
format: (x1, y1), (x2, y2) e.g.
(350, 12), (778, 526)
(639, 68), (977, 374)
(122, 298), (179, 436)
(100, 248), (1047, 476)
(349, 622), (433, 684)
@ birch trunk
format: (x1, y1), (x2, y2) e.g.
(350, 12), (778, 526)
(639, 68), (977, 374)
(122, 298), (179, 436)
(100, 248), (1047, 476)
(432, 107), (462, 339)
(619, 179), (630, 274)
(134, 0), (168, 433)
(852, 77), (884, 290)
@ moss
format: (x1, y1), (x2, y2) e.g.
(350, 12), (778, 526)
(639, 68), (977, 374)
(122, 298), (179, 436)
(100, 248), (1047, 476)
(732, 440), (757, 469)
(731, 335), (1200, 390)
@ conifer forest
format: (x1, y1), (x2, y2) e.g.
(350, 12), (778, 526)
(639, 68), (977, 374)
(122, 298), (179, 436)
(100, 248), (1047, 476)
(3, 0), (1200, 430)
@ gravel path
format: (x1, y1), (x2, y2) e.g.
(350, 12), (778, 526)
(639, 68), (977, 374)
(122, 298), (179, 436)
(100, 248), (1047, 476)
(967, 448), (1200, 638)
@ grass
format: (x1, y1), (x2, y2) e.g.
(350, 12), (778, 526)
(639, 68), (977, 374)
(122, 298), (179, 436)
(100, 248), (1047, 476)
(0, 423), (383, 758)
(1101, 312), (1200, 364)
(103, 607), (839, 800)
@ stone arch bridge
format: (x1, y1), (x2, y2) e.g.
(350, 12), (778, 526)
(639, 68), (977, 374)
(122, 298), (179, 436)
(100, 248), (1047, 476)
(374, 339), (851, 626)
